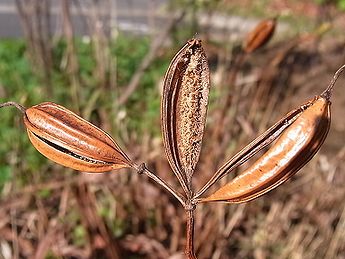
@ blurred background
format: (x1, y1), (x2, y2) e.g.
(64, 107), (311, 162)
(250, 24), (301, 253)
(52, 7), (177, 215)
(0, 0), (344, 258)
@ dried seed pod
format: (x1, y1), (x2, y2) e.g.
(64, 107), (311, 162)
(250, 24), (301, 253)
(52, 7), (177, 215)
(197, 64), (345, 203)
(243, 17), (277, 53)
(194, 103), (308, 199)
(24, 102), (132, 172)
(201, 97), (330, 203)
(161, 38), (210, 190)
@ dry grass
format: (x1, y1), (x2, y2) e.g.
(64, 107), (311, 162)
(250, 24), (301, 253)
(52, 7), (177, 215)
(1, 33), (345, 259)
(1, 1), (345, 258)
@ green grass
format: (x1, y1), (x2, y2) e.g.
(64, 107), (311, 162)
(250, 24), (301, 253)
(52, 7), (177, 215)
(0, 35), (170, 192)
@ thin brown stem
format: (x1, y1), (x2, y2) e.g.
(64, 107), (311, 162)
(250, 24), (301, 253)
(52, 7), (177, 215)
(185, 209), (197, 259)
(133, 163), (198, 257)
(321, 64), (345, 100)
(133, 163), (186, 207)
(0, 102), (26, 113)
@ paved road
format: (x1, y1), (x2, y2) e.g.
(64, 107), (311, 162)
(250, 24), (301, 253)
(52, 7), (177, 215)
(0, 0), (289, 45)
(0, 0), (168, 38)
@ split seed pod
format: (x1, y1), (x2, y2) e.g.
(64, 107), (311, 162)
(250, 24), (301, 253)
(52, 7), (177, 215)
(23, 102), (132, 172)
(243, 17), (277, 53)
(161, 39), (210, 191)
(197, 65), (345, 203)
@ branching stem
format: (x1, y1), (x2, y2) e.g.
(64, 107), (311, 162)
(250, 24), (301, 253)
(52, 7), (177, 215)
(133, 163), (186, 207)
(133, 163), (198, 258)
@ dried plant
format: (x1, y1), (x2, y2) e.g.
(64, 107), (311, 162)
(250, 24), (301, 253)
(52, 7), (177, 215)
(1, 38), (344, 258)
(243, 17), (277, 54)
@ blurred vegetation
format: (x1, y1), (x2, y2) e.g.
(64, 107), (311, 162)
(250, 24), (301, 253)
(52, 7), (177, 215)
(0, 35), (173, 190)
(315, 0), (345, 10)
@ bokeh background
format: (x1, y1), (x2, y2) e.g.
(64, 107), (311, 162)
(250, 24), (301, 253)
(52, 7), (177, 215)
(0, 0), (344, 258)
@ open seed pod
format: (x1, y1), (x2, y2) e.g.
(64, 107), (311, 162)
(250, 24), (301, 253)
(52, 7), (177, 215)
(161, 39), (210, 191)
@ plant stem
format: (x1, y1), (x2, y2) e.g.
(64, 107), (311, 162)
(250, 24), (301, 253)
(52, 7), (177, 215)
(185, 208), (197, 259)
(0, 102), (26, 113)
(134, 162), (198, 257)
(133, 163), (186, 207)
(321, 63), (345, 101)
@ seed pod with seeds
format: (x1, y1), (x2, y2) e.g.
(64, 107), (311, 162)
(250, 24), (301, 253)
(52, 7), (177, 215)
(161, 38), (210, 192)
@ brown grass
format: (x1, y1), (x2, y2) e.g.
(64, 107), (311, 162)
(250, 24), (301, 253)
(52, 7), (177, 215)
(1, 1), (345, 258)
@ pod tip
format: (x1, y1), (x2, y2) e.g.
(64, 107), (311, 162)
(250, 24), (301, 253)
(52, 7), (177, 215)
(321, 64), (345, 100)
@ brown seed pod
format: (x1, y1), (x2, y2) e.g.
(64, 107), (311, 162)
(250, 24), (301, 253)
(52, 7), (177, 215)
(194, 101), (309, 199)
(23, 102), (132, 172)
(243, 17), (277, 53)
(197, 64), (345, 203)
(201, 96), (330, 203)
(194, 65), (345, 203)
(161, 38), (210, 191)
